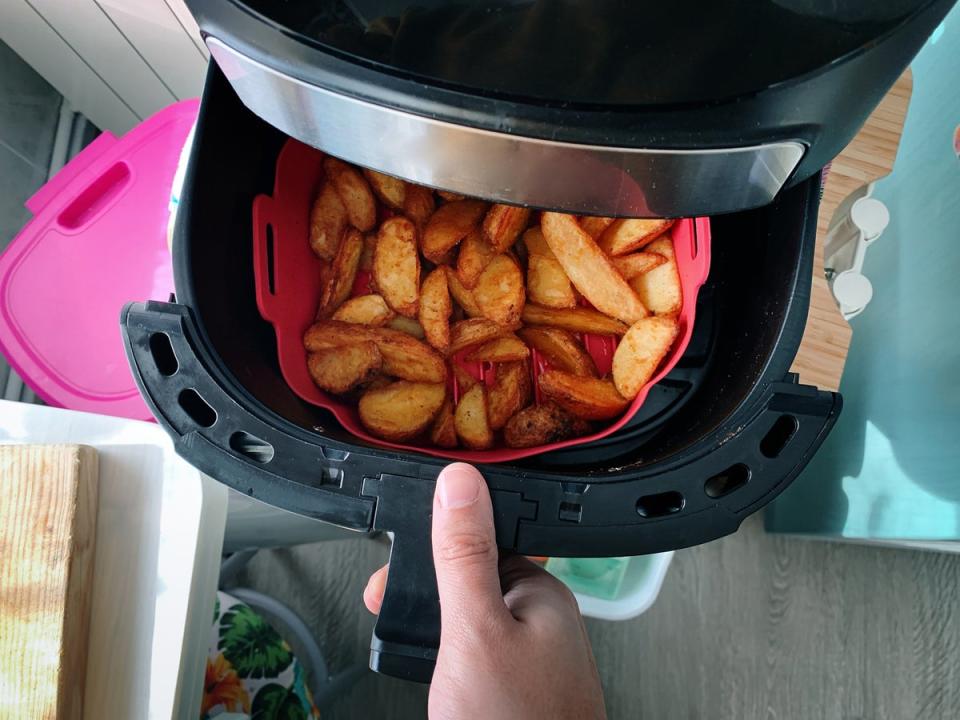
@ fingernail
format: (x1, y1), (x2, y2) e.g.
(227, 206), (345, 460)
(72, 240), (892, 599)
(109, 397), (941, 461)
(437, 463), (481, 509)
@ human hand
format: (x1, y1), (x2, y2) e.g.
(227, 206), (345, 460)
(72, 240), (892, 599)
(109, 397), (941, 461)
(363, 462), (606, 720)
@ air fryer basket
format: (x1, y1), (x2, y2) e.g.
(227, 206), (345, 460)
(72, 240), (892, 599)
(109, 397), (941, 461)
(122, 66), (840, 682)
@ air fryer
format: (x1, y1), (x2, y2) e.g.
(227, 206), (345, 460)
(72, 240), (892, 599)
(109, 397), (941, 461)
(122, 0), (954, 683)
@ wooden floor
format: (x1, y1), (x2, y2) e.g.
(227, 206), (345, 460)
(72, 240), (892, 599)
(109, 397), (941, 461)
(240, 515), (960, 719)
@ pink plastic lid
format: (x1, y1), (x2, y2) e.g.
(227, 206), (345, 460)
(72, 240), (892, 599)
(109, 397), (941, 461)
(0, 100), (198, 420)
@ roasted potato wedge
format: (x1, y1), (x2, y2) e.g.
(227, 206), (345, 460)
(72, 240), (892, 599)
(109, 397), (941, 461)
(504, 401), (583, 448)
(309, 182), (347, 261)
(521, 226), (552, 258)
(373, 216), (420, 317)
(541, 212), (648, 324)
(403, 183), (436, 229)
(437, 190), (465, 202)
(419, 267), (452, 351)
(454, 384), (494, 449)
(538, 370), (629, 420)
(387, 315), (426, 339)
(421, 199), (487, 262)
(359, 380), (446, 441)
(332, 294), (395, 326)
(527, 254), (577, 309)
(630, 236), (682, 316)
(448, 317), (511, 355)
(579, 216), (615, 239)
(517, 327), (596, 376)
(598, 218), (674, 256)
(430, 397), (458, 448)
(307, 341), (382, 394)
(363, 168), (406, 209)
(521, 304), (628, 336)
(612, 316), (680, 399)
(317, 227), (364, 317)
(474, 253), (525, 326)
(359, 232), (377, 271)
(482, 204), (532, 253)
(457, 230), (499, 289)
(464, 334), (530, 363)
(612, 252), (667, 280)
(324, 157), (376, 232)
(453, 363), (480, 393)
(487, 360), (532, 430)
(444, 267), (483, 317)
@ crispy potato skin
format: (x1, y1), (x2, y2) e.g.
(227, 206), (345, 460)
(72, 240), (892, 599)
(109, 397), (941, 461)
(325, 157), (376, 232)
(307, 341), (383, 394)
(457, 230), (499, 289)
(517, 327), (596, 377)
(430, 397), (458, 448)
(487, 360), (532, 431)
(373, 216), (420, 317)
(359, 381), (446, 441)
(612, 252), (667, 280)
(504, 402), (582, 448)
(598, 218), (674, 256)
(309, 183), (347, 261)
(482, 204), (532, 253)
(454, 384), (494, 449)
(421, 199), (487, 262)
(538, 370), (629, 420)
(363, 168), (406, 209)
(448, 318), (511, 355)
(521, 304), (628, 336)
(332, 294), (395, 326)
(419, 267), (452, 351)
(464, 334), (530, 363)
(317, 227), (364, 317)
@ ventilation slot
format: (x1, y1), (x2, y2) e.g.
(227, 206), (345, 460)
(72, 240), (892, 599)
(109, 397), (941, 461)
(636, 491), (684, 518)
(178, 388), (216, 427)
(148, 332), (178, 376)
(760, 415), (799, 458)
(229, 431), (275, 464)
(705, 464), (751, 499)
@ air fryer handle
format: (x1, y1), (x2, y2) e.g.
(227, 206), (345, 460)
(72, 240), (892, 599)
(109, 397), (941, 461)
(363, 474), (441, 683)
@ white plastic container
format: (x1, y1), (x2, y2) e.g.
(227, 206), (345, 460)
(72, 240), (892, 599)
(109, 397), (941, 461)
(561, 552), (674, 622)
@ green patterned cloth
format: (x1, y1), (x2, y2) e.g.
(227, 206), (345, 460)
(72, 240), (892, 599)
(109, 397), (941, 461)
(201, 591), (320, 720)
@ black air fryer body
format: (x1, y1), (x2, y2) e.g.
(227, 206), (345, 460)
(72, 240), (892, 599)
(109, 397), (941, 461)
(122, 0), (954, 683)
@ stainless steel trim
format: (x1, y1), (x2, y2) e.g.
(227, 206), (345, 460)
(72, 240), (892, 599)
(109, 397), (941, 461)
(208, 37), (805, 217)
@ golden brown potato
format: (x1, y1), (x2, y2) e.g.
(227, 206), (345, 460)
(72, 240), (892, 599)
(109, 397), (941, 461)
(527, 254), (577, 309)
(403, 183), (436, 229)
(419, 267), (452, 351)
(630, 236), (683, 316)
(387, 315), (426, 339)
(454, 384), (494, 449)
(373, 216), (420, 317)
(598, 218), (674, 256)
(473, 253), (525, 326)
(517, 327), (597, 376)
(538, 370), (629, 420)
(482, 204), (532, 253)
(309, 182), (347, 261)
(324, 157), (376, 232)
(359, 233), (377, 272)
(453, 363), (480, 393)
(317, 227), (363, 317)
(521, 304), (628, 336)
(430, 397), (458, 448)
(541, 212), (647, 324)
(359, 381), (446, 441)
(457, 230), (499, 289)
(444, 267), (483, 318)
(421, 199), (487, 262)
(363, 168), (406, 209)
(448, 317), (510, 355)
(579, 216), (615, 239)
(332, 294), (395, 326)
(487, 361), (532, 430)
(612, 316), (680, 399)
(307, 342), (382, 394)
(521, 226), (552, 257)
(437, 190), (465, 202)
(464, 334), (530, 363)
(611, 252), (667, 280)
(503, 401), (583, 448)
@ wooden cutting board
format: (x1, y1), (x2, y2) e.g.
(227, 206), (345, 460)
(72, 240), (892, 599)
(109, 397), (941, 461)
(0, 445), (99, 720)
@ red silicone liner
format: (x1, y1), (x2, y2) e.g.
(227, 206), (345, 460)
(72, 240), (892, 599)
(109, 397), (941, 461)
(253, 139), (711, 463)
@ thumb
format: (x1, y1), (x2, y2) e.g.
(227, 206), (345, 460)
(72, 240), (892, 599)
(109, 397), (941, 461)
(432, 463), (508, 628)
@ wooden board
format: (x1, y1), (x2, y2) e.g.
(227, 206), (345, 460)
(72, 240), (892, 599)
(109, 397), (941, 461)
(0, 445), (99, 720)
(791, 71), (913, 391)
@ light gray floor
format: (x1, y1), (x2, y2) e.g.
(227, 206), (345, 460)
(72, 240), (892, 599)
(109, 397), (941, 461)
(239, 513), (960, 720)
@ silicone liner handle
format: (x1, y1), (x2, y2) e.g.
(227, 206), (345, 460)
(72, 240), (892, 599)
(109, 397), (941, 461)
(252, 194), (280, 322)
(689, 216), (713, 286)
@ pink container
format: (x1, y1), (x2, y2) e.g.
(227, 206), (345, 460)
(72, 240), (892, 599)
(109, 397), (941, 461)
(0, 100), (198, 419)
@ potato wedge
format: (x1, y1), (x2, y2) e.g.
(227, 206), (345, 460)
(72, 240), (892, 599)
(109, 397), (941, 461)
(421, 199), (487, 262)
(631, 236), (682, 316)
(359, 233), (377, 271)
(403, 183), (435, 229)
(363, 168), (406, 209)
(457, 230), (499, 289)
(373, 216), (420, 317)
(453, 363), (480, 393)
(359, 381), (446, 441)
(444, 267), (483, 317)
(307, 341), (382, 394)
(454, 384), (494, 449)
(448, 317), (510, 355)
(521, 304), (628, 336)
(430, 397), (458, 448)
(474, 253), (525, 326)
(541, 212), (648, 324)
(332, 294), (395, 326)
(504, 401), (581, 448)
(612, 252), (667, 280)
(579, 216), (615, 239)
(612, 316), (680, 399)
(324, 157), (376, 232)
(419, 267), (452, 351)
(527, 254), (577, 309)
(538, 370), (629, 420)
(517, 327), (596, 376)
(309, 182), (347, 261)
(387, 315), (426, 339)
(487, 360), (532, 430)
(317, 227), (363, 317)
(464, 334), (530, 363)
(482, 204), (532, 253)
(521, 226), (552, 258)
(598, 218), (674, 256)
(437, 190), (465, 202)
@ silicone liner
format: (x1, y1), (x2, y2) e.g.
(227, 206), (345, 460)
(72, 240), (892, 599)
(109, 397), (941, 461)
(253, 139), (711, 462)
